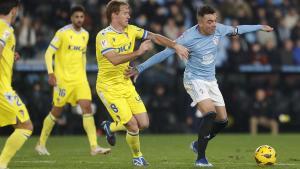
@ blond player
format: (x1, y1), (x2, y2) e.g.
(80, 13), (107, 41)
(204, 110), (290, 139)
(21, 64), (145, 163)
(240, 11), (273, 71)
(96, 0), (189, 166)
(35, 5), (110, 156)
(0, 0), (33, 169)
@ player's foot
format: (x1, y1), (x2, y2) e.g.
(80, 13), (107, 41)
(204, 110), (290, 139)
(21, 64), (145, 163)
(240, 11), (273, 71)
(35, 144), (50, 155)
(101, 121), (116, 146)
(190, 140), (198, 154)
(195, 158), (213, 167)
(132, 156), (149, 166)
(90, 146), (111, 156)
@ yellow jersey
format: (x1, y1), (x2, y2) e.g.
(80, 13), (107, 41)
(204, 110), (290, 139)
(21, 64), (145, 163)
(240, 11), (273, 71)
(48, 24), (89, 85)
(0, 19), (15, 92)
(96, 25), (148, 90)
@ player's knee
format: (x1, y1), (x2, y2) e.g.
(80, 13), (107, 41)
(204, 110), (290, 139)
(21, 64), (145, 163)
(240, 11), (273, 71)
(125, 119), (139, 132)
(203, 111), (217, 120)
(51, 107), (63, 118)
(80, 102), (92, 113)
(138, 121), (149, 130)
(18, 120), (34, 132)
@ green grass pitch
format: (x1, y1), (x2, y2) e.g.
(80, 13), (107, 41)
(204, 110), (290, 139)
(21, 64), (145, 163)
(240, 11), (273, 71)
(0, 134), (300, 169)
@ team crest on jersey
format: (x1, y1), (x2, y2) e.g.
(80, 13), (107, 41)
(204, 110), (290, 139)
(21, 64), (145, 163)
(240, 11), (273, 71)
(213, 36), (219, 45)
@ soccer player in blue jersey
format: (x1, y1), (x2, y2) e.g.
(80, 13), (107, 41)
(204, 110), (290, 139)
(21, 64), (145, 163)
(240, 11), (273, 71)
(126, 6), (273, 167)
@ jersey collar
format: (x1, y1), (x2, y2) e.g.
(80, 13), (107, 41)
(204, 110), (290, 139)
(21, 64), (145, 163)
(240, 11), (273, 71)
(109, 25), (124, 34)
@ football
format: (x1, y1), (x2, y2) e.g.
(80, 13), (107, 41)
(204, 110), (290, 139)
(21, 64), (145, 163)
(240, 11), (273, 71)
(254, 145), (277, 165)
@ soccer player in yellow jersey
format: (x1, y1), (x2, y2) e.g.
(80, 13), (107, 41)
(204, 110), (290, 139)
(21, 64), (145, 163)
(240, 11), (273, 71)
(96, 0), (189, 166)
(0, 1), (34, 169)
(35, 5), (110, 156)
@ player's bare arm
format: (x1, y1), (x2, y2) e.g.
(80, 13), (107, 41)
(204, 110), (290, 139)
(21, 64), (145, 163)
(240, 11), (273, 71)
(44, 46), (57, 86)
(104, 40), (153, 66)
(146, 32), (189, 59)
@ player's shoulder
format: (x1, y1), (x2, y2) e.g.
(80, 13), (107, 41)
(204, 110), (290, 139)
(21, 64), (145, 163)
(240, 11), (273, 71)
(97, 26), (115, 37)
(57, 24), (73, 33)
(0, 21), (13, 33)
(81, 27), (89, 34)
(216, 23), (227, 31)
(179, 25), (197, 39)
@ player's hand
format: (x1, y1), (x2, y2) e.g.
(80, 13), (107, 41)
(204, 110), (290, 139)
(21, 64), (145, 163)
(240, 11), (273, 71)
(124, 66), (139, 83)
(48, 73), (57, 86)
(174, 44), (189, 60)
(137, 40), (153, 56)
(261, 25), (274, 32)
(14, 52), (20, 61)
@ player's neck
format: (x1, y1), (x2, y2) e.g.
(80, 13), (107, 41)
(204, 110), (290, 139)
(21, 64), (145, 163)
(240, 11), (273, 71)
(110, 22), (124, 33)
(0, 15), (12, 25)
(71, 24), (82, 32)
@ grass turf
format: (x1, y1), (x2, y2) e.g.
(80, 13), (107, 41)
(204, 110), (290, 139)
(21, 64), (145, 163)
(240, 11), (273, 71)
(0, 134), (300, 169)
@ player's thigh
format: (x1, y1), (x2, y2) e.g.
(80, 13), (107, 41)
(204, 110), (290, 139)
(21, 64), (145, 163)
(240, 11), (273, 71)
(98, 91), (132, 124)
(215, 106), (228, 121)
(0, 91), (30, 127)
(53, 84), (74, 107)
(127, 88), (147, 115)
(184, 79), (211, 108)
(75, 82), (92, 107)
(207, 81), (225, 107)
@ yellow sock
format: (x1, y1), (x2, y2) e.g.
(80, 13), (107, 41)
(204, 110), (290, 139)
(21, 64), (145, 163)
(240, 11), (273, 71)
(83, 114), (98, 149)
(126, 130), (143, 158)
(0, 129), (32, 168)
(39, 113), (56, 146)
(110, 121), (126, 132)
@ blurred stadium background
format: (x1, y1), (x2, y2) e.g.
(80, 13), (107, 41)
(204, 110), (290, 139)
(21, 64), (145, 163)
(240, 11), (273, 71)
(1, 0), (300, 136)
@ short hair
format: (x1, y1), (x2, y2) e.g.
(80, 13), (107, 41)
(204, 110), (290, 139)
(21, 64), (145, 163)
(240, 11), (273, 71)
(106, 0), (129, 24)
(0, 0), (20, 15)
(70, 5), (85, 16)
(197, 5), (216, 17)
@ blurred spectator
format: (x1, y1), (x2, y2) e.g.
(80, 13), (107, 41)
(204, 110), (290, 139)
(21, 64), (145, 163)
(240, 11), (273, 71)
(264, 40), (281, 66)
(283, 8), (299, 30)
(291, 19), (300, 42)
(250, 89), (279, 135)
(18, 16), (37, 59)
(226, 39), (248, 70)
(293, 40), (300, 65)
(163, 18), (179, 39)
(250, 43), (268, 65)
(147, 84), (175, 133)
(280, 39), (294, 65)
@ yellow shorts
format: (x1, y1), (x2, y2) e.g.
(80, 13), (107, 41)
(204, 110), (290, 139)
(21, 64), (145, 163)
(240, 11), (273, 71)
(97, 85), (146, 124)
(0, 90), (30, 127)
(53, 82), (92, 107)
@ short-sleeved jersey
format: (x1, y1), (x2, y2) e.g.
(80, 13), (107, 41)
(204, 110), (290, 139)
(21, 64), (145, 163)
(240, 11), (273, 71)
(0, 19), (15, 92)
(49, 24), (89, 84)
(95, 25), (148, 89)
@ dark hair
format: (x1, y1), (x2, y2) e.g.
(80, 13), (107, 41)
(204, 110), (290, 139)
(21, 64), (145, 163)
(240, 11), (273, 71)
(70, 5), (85, 16)
(106, 0), (129, 23)
(0, 0), (20, 15)
(197, 5), (216, 17)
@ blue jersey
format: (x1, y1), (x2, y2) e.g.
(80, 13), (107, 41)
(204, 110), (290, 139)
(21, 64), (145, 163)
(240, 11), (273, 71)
(137, 23), (262, 81)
